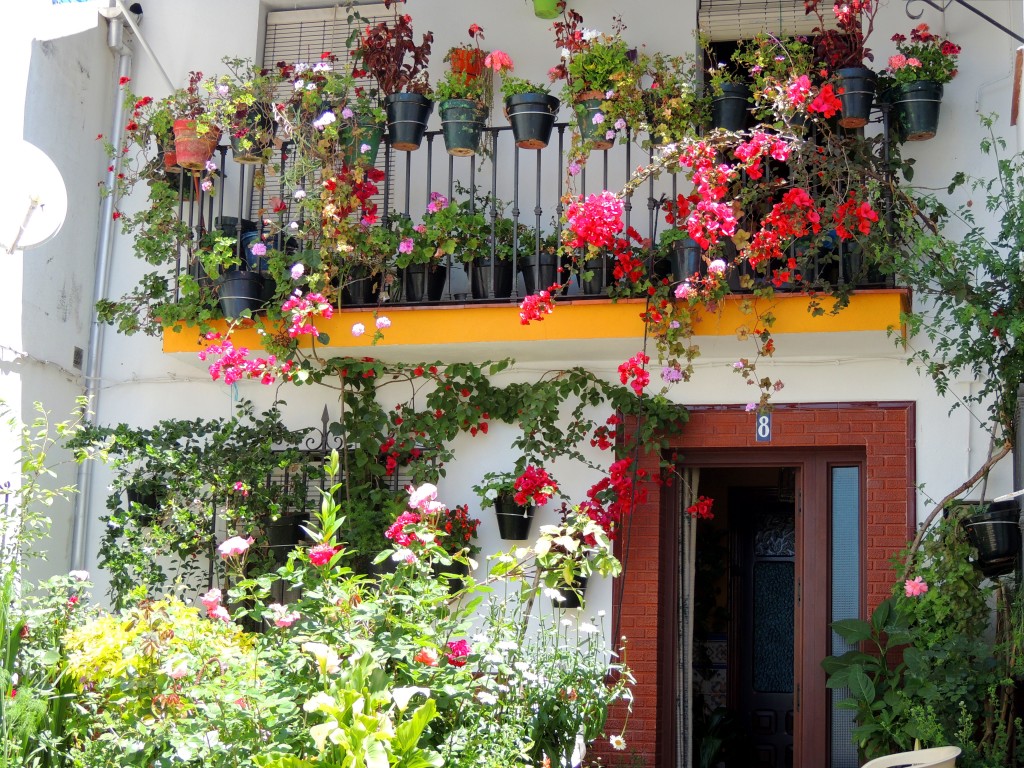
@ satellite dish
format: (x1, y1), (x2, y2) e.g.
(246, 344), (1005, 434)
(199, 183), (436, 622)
(0, 139), (68, 254)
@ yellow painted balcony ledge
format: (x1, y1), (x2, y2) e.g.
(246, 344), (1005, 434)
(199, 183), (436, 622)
(163, 289), (909, 363)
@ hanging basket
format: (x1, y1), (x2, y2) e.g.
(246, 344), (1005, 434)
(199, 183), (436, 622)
(494, 492), (535, 540)
(385, 93), (434, 152)
(439, 99), (488, 157)
(835, 67), (877, 129)
(961, 499), (1021, 578)
(532, 0), (561, 19)
(709, 83), (751, 131)
(890, 80), (944, 142)
(574, 93), (614, 151)
(229, 104), (276, 164)
(172, 119), (221, 171)
(504, 93), (560, 150)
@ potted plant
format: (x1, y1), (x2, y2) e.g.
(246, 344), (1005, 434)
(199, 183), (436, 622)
(205, 58), (281, 165)
(731, 34), (817, 127)
(493, 51), (560, 150)
(414, 192), (491, 298)
(340, 221), (399, 307)
(948, 498), (1021, 578)
(877, 24), (961, 142)
(430, 503), (481, 591)
(641, 51), (707, 146)
(530, 0), (563, 20)
(473, 465), (559, 541)
(701, 34), (752, 132)
(353, 7), (434, 152)
(435, 25), (490, 158)
(170, 70), (221, 171)
(392, 213), (447, 302)
(805, 0), (882, 128)
(551, 11), (639, 152)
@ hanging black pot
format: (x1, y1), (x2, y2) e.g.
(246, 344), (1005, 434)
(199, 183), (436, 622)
(469, 257), (514, 299)
(835, 67), (877, 129)
(229, 103), (276, 164)
(553, 574), (589, 609)
(963, 499), (1021, 578)
(710, 83), (751, 131)
(431, 559), (470, 594)
(504, 93), (560, 150)
(578, 254), (611, 295)
(890, 80), (943, 142)
(494, 492), (535, 540)
(385, 93), (434, 152)
(125, 483), (160, 527)
(217, 270), (264, 318)
(439, 99), (488, 157)
(401, 263), (447, 302)
(342, 266), (382, 307)
(574, 94), (613, 151)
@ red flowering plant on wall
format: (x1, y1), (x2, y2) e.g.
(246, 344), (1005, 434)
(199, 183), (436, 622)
(879, 23), (961, 89)
(804, 0), (882, 71)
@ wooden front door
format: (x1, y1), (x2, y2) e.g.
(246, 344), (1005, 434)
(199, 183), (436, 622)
(732, 489), (796, 768)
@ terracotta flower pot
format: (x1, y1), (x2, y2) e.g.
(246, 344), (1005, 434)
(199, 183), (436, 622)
(448, 48), (485, 80)
(172, 119), (221, 171)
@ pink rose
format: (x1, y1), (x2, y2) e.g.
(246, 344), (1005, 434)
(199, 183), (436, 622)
(217, 536), (254, 558)
(201, 588), (221, 612)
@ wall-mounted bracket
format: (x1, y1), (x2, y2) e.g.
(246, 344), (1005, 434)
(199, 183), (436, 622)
(906, 0), (1024, 45)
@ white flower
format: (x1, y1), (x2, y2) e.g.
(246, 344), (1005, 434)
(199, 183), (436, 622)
(610, 734), (627, 750)
(534, 538), (552, 556)
(301, 642), (340, 675)
(303, 691), (336, 713)
(543, 587), (561, 600)
(581, 27), (599, 41)
(293, 79), (305, 91)
(313, 61), (330, 73)
(598, 609), (607, 618)
(497, 640), (518, 651)
(513, 661), (530, 672)
(392, 686), (429, 711)
(560, 47), (571, 60)
(476, 691), (498, 705)
(484, 488), (498, 500)
(68, 570), (90, 581)
(294, 62), (310, 74)
(313, 111), (336, 130)
(392, 547), (415, 563)
(293, 189), (307, 200)
(310, 721), (339, 752)
(580, 622), (598, 634)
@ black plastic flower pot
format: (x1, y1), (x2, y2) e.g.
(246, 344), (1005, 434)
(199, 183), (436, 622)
(504, 93), (560, 150)
(578, 255), (612, 295)
(494, 492), (535, 540)
(431, 560), (470, 594)
(401, 264), (447, 302)
(125, 484), (160, 526)
(574, 96), (614, 151)
(229, 103), (276, 164)
(523, 251), (571, 295)
(835, 67), (877, 129)
(469, 257), (514, 299)
(342, 266), (383, 307)
(963, 499), (1021, 578)
(668, 238), (706, 282)
(385, 93), (434, 152)
(439, 99), (488, 157)
(217, 270), (264, 319)
(891, 81), (943, 142)
(553, 575), (589, 609)
(710, 83), (751, 131)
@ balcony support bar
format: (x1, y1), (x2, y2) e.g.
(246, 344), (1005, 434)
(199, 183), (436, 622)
(907, 0), (1024, 45)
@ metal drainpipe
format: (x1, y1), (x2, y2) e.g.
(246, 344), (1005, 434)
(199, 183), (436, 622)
(70, 14), (133, 571)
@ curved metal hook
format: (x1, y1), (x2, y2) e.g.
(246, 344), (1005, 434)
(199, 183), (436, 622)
(905, 0), (925, 20)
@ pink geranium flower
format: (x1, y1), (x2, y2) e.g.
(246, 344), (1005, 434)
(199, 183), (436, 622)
(217, 536), (254, 558)
(904, 576), (929, 597)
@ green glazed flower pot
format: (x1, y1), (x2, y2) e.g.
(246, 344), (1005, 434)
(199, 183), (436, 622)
(891, 80), (943, 142)
(574, 95), (614, 151)
(533, 0), (561, 19)
(439, 99), (488, 157)
(342, 118), (384, 167)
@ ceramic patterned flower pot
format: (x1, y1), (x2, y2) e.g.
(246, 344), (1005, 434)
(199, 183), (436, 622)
(494, 492), (535, 540)
(172, 119), (221, 171)
(835, 67), (877, 129)
(385, 93), (434, 152)
(890, 80), (943, 142)
(504, 93), (560, 150)
(439, 99), (488, 157)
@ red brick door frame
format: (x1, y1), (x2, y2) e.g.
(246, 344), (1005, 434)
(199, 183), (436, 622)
(608, 401), (916, 768)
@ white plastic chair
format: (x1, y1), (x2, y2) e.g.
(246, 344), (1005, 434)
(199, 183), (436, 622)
(861, 745), (961, 768)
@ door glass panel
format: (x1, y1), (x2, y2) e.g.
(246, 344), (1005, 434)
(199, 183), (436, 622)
(753, 561), (795, 693)
(830, 466), (860, 768)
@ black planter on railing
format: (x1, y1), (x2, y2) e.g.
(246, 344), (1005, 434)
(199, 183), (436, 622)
(217, 270), (264, 318)
(890, 81), (943, 142)
(710, 83), (751, 131)
(469, 258), (514, 299)
(962, 499), (1022, 578)
(505, 93), (560, 150)
(835, 67), (877, 129)
(401, 264), (447, 302)
(439, 99), (488, 157)
(385, 93), (434, 152)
